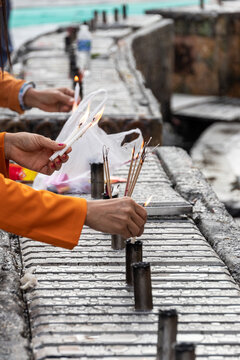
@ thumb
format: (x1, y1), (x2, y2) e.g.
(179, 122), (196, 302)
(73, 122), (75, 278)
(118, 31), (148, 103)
(38, 136), (66, 151)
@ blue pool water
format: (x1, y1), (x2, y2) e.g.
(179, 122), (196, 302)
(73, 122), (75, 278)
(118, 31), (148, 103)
(10, 0), (199, 28)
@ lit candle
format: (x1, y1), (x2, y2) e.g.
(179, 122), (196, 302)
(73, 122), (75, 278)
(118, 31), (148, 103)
(72, 75), (80, 112)
(49, 89), (107, 161)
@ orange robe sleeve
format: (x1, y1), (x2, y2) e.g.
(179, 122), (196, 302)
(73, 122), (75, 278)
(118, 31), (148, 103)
(0, 133), (87, 249)
(0, 71), (26, 114)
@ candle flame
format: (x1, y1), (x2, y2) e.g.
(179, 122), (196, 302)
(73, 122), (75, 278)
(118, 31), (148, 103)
(144, 195), (153, 207)
(74, 75), (79, 82)
(78, 104), (90, 128)
(72, 103), (78, 112)
(91, 106), (105, 125)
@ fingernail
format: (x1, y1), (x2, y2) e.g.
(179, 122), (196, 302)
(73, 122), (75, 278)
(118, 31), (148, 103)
(58, 143), (64, 146)
(56, 159), (61, 164)
(51, 163), (55, 169)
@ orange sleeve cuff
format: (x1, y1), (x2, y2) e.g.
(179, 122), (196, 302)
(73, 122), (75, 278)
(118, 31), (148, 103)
(0, 71), (25, 114)
(0, 132), (9, 177)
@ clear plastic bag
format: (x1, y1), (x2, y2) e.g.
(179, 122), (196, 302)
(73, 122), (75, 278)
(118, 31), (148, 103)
(33, 89), (143, 193)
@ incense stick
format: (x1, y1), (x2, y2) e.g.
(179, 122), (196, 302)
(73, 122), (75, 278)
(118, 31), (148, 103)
(124, 146), (135, 196)
(103, 146), (112, 198)
(105, 150), (112, 198)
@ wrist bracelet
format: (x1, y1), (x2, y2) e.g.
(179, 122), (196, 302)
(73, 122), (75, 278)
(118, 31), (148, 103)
(19, 81), (36, 110)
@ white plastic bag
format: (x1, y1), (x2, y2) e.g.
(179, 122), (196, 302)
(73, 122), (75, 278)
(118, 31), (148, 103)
(33, 89), (143, 193)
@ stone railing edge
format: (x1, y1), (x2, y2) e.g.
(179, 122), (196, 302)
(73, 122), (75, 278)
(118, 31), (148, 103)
(156, 146), (240, 284)
(0, 231), (30, 360)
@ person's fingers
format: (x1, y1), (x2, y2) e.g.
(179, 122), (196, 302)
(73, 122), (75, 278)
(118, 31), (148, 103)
(53, 157), (62, 171)
(134, 202), (147, 222)
(59, 153), (69, 163)
(126, 218), (140, 238)
(57, 87), (75, 98)
(38, 135), (66, 152)
(59, 104), (73, 113)
(137, 225), (145, 237)
(55, 91), (74, 106)
(130, 211), (146, 229)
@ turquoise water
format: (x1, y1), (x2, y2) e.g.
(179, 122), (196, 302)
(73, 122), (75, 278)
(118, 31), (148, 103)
(10, 0), (199, 28)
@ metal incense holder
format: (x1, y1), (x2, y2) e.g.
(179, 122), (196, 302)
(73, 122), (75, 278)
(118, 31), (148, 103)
(132, 262), (153, 311)
(90, 163), (104, 199)
(111, 234), (126, 250)
(175, 343), (195, 360)
(102, 10), (107, 24)
(122, 4), (127, 19)
(114, 8), (119, 22)
(126, 239), (142, 286)
(157, 309), (178, 360)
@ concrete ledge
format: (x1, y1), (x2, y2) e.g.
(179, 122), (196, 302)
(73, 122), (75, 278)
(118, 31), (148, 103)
(0, 231), (30, 360)
(156, 146), (240, 284)
(123, 18), (174, 122)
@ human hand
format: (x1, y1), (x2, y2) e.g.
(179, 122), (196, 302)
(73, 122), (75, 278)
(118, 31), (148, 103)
(4, 132), (71, 175)
(85, 197), (147, 238)
(23, 87), (75, 112)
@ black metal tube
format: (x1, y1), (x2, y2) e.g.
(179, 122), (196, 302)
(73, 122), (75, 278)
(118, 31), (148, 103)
(111, 234), (125, 250)
(175, 343), (195, 360)
(122, 4), (127, 19)
(94, 10), (98, 22)
(126, 239), (142, 286)
(132, 262), (153, 311)
(114, 8), (119, 22)
(102, 10), (107, 24)
(90, 163), (104, 199)
(157, 309), (178, 360)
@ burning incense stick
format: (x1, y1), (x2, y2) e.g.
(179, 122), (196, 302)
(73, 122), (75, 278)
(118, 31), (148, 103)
(49, 89), (107, 161)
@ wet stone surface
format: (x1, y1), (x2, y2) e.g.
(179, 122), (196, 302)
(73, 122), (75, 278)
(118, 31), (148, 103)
(16, 151), (240, 359)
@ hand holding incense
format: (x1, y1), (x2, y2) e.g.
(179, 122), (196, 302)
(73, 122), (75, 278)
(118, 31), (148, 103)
(130, 195), (153, 244)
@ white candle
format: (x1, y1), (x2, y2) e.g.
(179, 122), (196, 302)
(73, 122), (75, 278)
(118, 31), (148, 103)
(49, 89), (107, 162)
(74, 82), (80, 105)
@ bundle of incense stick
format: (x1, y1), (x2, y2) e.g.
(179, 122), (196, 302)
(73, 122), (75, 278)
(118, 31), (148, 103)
(124, 138), (152, 197)
(103, 146), (112, 198)
(49, 89), (108, 161)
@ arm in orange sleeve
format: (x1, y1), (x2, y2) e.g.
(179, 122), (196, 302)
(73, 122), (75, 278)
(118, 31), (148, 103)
(0, 132), (87, 249)
(0, 176), (87, 249)
(0, 71), (25, 114)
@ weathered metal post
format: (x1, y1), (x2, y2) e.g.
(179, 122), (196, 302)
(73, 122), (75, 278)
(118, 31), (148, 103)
(175, 343), (195, 360)
(156, 309), (178, 360)
(126, 239), (142, 286)
(102, 11), (107, 24)
(133, 262), (153, 311)
(94, 10), (98, 23)
(122, 4), (127, 19)
(90, 163), (104, 199)
(114, 8), (119, 22)
(111, 234), (126, 250)
(200, 0), (204, 9)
